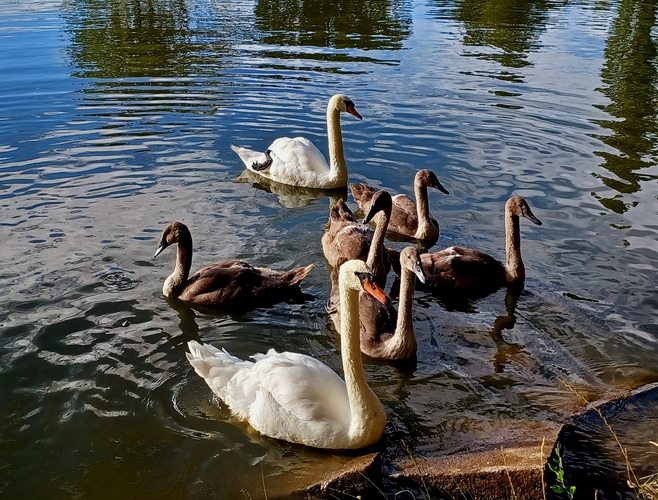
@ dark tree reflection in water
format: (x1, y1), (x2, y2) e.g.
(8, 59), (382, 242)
(254, 0), (412, 50)
(593, 0), (658, 214)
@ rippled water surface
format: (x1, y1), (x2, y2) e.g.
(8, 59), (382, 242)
(2, 0), (657, 497)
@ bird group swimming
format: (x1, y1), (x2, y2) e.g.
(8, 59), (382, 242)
(154, 93), (543, 451)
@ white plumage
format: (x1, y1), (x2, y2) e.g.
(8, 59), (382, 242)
(185, 259), (388, 450)
(231, 93), (362, 189)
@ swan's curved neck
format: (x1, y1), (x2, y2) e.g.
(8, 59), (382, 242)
(415, 184), (437, 238)
(366, 211), (390, 287)
(339, 280), (385, 444)
(326, 105), (348, 186)
(164, 236), (193, 297)
(390, 266), (417, 356)
(504, 212), (524, 284)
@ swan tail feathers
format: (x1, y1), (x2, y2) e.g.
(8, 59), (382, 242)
(286, 263), (315, 285)
(186, 341), (251, 395)
(250, 149), (273, 171)
(230, 144), (271, 171)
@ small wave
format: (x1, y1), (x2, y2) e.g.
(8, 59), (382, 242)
(98, 270), (140, 291)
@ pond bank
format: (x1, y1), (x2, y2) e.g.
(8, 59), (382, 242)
(289, 382), (658, 499)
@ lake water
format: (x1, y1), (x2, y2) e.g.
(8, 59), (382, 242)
(1, 0), (657, 498)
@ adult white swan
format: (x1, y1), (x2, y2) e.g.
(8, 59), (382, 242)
(185, 259), (388, 450)
(230, 94), (362, 189)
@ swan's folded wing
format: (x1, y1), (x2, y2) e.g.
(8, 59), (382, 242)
(248, 350), (350, 424)
(435, 246), (500, 270)
(183, 260), (310, 306)
(269, 136), (329, 175)
(329, 199), (358, 225)
(181, 261), (255, 298)
(331, 225), (373, 262)
(185, 341), (255, 411)
(423, 246), (505, 293)
(389, 194), (419, 234)
(349, 183), (376, 210)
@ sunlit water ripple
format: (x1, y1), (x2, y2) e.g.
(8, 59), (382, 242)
(1, 0), (657, 498)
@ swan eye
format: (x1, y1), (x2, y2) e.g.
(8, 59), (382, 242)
(354, 271), (376, 288)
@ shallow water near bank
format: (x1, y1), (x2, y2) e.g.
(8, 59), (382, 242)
(1, 0), (657, 497)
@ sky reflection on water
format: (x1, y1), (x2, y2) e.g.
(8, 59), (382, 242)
(1, 0), (657, 497)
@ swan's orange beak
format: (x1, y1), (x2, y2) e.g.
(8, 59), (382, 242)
(360, 275), (388, 305)
(346, 102), (363, 120)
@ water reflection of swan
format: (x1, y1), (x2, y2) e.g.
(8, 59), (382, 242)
(236, 169), (347, 208)
(350, 169), (450, 246)
(490, 289), (525, 373)
(231, 94), (362, 189)
(154, 222), (314, 309)
(185, 259), (388, 450)
(329, 247), (426, 361)
(392, 196), (542, 299)
(163, 296), (200, 339)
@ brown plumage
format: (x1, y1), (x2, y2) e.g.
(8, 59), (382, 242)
(154, 222), (314, 308)
(350, 169), (449, 246)
(391, 196), (542, 299)
(321, 190), (393, 287)
(328, 246), (426, 361)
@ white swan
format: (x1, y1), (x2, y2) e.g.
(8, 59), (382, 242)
(185, 259), (388, 450)
(230, 94), (362, 189)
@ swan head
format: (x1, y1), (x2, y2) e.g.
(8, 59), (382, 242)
(506, 196), (542, 226)
(399, 246), (426, 284)
(416, 169), (449, 195)
(330, 94), (362, 120)
(329, 198), (358, 223)
(154, 221), (190, 258)
(339, 260), (388, 304)
(362, 190), (393, 224)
